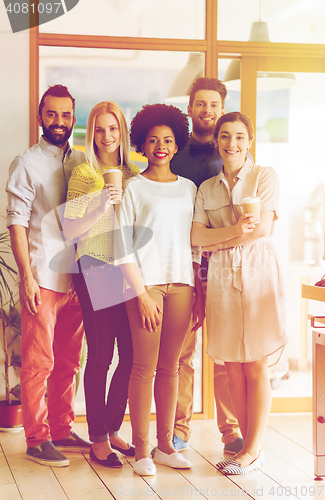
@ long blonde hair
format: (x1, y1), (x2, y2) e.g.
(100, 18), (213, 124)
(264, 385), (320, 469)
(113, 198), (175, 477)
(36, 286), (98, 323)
(85, 101), (130, 170)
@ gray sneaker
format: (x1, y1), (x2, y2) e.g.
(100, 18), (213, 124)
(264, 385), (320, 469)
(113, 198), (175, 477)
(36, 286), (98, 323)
(26, 441), (70, 467)
(172, 435), (189, 452)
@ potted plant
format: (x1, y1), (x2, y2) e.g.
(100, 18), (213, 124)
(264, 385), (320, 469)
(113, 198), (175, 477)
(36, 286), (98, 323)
(0, 229), (23, 430)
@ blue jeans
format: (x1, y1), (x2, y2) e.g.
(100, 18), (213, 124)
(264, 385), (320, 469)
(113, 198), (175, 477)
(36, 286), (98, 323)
(73, 256), (133, 442)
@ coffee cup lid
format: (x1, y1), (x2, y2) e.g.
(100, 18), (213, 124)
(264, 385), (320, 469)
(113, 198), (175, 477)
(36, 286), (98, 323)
(103, 168), (122, 175)
(241, 196), (260, 203)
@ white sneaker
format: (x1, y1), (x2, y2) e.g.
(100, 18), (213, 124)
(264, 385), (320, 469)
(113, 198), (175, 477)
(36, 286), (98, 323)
(133, 457), (156, 476)
(154, 449), (193, 469)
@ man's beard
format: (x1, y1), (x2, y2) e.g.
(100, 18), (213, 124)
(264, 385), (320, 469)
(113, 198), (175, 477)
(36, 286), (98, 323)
(42, 121), (73, 146)
(192, 117), (216, 138)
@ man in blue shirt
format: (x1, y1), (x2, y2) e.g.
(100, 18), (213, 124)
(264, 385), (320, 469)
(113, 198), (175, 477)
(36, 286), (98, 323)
(170, 77), (244, 456)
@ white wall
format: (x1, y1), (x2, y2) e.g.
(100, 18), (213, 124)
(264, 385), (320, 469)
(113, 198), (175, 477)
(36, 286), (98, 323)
(0, 2), (29, 399)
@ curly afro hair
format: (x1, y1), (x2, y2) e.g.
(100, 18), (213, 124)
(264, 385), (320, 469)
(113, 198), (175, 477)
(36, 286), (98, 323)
(130, 103), (189, 154)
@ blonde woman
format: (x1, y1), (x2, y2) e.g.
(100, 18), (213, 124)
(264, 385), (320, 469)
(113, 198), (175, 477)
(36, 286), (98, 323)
(63, 102), (139, 467)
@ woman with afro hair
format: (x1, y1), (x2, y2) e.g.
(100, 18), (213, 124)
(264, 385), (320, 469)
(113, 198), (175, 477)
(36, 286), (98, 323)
(115, 103), (205, 475)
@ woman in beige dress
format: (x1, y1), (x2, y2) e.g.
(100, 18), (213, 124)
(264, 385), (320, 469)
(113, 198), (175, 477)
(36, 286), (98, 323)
(191, 112), (287, 475)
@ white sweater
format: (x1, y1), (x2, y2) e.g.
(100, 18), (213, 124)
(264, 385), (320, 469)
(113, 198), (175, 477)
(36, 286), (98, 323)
(115, 174), (200, 287)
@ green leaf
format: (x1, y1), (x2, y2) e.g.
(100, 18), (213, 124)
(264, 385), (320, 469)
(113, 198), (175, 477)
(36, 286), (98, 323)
(10, 384), (21, 400)
(10, 351), (21, 368)
(8, 305), (21, 334)
(0, 230), (17, 307)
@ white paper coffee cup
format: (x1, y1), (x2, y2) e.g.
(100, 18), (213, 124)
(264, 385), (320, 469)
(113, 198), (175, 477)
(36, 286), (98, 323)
(103, 169), (122, 204)
(241, 196), (261, 219)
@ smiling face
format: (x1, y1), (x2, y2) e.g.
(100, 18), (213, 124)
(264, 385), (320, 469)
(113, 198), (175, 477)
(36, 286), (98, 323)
(188, 89), (225, 142)
(142, 125), (178, 168)
(215, 120), (252, 170)
(37, 96), (75, 149)
(94, 112), (121, 161)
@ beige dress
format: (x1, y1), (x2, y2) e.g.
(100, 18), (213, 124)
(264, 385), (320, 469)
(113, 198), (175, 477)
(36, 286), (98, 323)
(193, 158), (287, 364)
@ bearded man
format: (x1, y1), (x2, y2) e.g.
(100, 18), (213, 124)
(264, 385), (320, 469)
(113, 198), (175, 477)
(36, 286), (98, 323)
(6, 85), (91, 467)
(168, 77), (244, 457)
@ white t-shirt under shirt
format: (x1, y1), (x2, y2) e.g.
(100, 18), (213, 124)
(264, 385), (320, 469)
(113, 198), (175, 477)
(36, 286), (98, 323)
(115, 174), (200, 288)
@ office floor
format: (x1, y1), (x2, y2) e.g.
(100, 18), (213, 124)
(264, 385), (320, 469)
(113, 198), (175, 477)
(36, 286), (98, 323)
(0, 413), (320, 500)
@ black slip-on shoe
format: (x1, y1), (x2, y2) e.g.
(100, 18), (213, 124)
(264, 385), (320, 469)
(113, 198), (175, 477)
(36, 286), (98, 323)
(89, 448), (123, 468)
(26, 441), (69, 467)
(111, 442), (135, 457)
(52, 431), (92, 452)
(223, 437), (244, 455)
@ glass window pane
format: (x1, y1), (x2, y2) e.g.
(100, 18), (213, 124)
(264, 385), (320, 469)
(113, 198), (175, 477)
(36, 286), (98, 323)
(218, 58), (241, 112)
(218, 0), (325, 44)
(39, 0), (206, 39)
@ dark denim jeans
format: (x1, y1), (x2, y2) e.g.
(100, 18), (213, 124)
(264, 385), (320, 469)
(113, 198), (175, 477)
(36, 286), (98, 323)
(73, 256), (133, 442)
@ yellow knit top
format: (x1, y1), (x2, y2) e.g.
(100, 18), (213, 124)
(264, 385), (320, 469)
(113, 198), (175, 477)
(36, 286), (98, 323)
(64, 161), (140, 263)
